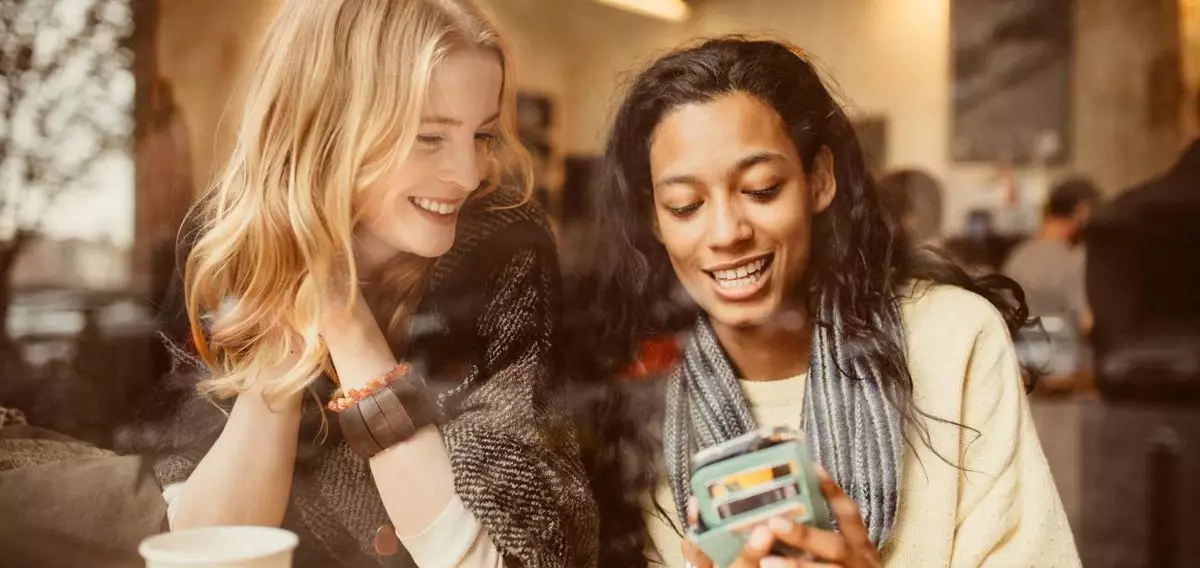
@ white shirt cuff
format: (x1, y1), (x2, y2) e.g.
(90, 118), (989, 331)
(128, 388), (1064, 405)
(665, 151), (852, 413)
(397, 494), (504, 568)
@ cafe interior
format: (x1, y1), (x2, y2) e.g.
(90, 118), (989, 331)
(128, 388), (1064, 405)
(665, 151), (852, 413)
(1, 0), (1198, 566)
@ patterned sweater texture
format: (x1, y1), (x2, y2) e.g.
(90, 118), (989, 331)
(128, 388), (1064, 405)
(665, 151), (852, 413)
(135, 187), (599, 568)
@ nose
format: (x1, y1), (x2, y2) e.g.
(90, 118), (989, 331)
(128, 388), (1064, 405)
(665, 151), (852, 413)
(439, 139), (485, 194)
(704, 195), (753, 249)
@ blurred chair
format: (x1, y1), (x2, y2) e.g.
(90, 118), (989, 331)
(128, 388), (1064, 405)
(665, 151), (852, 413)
(1015, 311), (1088, 389)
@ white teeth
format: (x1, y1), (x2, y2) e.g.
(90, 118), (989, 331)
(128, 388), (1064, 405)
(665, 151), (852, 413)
(710, 257), (769, 282)
(413, 198), (460, 215)
(717, 271), (763, 289)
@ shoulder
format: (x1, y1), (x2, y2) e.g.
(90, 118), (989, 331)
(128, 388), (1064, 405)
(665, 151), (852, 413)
(896, 282), (1016, 389)
(898, 282), (1010, 341)
(1095, 175), (1171, 227)
(429, 185), (556, 290)
(457, 185), (554, 248)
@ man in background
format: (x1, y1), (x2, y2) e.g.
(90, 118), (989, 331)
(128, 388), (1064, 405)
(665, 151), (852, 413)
(1085, 96), (1200, 398)
(1004, 178), (1100, 335)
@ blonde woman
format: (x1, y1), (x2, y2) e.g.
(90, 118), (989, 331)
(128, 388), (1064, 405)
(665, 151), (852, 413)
(144, 0), (597, 566)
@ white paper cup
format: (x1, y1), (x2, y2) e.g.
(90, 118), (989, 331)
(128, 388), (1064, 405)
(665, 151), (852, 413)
(139, 526), (298, 568)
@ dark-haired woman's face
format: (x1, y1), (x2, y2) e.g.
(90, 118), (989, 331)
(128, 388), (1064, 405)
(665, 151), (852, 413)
(649, 92), (836, 329)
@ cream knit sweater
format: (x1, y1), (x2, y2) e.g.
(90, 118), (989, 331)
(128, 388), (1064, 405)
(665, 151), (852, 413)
(645, 284), (1081, 567)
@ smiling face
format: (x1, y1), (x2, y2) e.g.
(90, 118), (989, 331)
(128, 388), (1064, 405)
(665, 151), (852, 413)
(649, 92), (837, 329)
(354, 49), (503, 266)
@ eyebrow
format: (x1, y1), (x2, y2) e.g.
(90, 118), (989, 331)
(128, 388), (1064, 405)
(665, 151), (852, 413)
(420, 112), (501, 127)
(653, 151), (787, 190)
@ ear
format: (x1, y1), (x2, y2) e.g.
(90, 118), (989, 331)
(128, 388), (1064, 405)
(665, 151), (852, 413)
(811, 145), (838, 214)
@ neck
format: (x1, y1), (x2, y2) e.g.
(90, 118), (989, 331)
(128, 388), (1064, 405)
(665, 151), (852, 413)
(353, 229), (401, 280)
(1039, 219), (1075, 244)
(710, 309), (813, 382)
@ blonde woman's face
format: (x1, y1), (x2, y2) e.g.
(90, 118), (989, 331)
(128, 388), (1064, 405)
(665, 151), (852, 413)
(355, 49), (503, 263)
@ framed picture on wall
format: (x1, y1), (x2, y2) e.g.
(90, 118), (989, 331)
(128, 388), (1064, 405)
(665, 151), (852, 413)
(951, 0), (1073, 165)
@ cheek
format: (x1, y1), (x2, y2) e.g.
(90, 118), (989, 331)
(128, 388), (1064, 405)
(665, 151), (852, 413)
(753, 193), (811, 242)
(358, 161), (429, 214)
(654, 215), (703, 270)
(753, 200), (812, 272)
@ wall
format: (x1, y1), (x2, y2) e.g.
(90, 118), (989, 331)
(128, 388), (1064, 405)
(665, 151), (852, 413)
(156, 0), (282, 194)
(551, 0), (1191, 232)
(1184, 0), (1200, 138)
(559, 0), (949, 170)
(1074, 0), (1185, 196)
(156, 0), (573, 195)
(155, 0), (1194, 227)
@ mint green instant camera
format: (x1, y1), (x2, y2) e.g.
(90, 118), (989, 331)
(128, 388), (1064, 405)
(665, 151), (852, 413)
(688, 427), (832, 568)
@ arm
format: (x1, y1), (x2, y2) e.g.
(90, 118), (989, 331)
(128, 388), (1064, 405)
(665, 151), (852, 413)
(326, 242), (598, 566)
(321, 276), (504, 568)
(1068, 250), (1093, 337)
(170, 373), (303, 530)
(320, 295), (463, 534)
(950, 312), (1080, 568)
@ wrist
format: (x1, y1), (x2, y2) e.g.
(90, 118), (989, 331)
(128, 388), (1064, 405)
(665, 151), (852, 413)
(325, 327), (399, 391)
(321, 304), (369, 339)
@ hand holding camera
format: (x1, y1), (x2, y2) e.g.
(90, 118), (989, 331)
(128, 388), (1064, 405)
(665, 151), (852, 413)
(681, 427), (881, 568)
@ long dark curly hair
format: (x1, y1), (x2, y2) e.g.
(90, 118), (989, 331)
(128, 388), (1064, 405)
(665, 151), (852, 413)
(563, 37), (1031, 566)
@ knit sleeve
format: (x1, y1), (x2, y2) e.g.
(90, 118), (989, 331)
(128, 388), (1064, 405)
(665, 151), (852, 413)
(949, 307), (1080, 568)
(437, 243), (599, 568)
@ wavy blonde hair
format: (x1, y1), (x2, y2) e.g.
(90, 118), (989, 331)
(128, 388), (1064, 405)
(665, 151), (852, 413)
(184, 0), (530, 404)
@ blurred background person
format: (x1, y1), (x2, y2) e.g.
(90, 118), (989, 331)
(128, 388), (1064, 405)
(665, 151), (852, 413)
(1085, 93), (1200, 401)
(877, 168), (945, 247)
(1004, 177), (1100, 335)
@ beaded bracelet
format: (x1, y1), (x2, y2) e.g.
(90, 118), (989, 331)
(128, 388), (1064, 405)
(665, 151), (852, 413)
(326, 362), (412, 413)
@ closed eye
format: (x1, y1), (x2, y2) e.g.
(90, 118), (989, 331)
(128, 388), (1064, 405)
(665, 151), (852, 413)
(745, 184), (781, 199)
(667, 202), (702, 218)
(416, 134), (445, 148)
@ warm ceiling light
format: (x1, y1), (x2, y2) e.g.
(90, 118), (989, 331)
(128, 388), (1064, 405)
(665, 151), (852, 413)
(592, 0), (691, 22)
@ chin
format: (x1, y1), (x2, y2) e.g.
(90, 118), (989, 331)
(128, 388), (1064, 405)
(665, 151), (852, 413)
(382, 229), (456, 259)
(405, 238), (455, 259)
(702, 301), (778, 330)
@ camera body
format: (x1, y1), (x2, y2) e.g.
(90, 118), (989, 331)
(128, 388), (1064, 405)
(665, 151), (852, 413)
(688, 426), (831, 568)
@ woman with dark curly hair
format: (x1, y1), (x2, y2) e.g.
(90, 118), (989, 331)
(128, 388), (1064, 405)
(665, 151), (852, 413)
(569, 37), (1078, 567)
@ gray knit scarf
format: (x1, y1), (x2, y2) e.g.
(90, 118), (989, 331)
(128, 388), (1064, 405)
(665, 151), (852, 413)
(663, 294), (904, 546)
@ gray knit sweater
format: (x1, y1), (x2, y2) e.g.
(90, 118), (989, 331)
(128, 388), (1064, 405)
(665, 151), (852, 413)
(137, 187), (598, 567)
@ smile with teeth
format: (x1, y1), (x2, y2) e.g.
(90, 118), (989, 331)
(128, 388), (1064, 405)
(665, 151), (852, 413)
(410, 197), (462, 216)
(707, 255), (773, 289)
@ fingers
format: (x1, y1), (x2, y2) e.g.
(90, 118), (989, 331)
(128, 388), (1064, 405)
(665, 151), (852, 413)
(758, 557), (803, 568)
(682, 499), (715, 568)
(680, 538), (715, 568)
(731, 525), (775, 567)
(753, 555), (841, 568)
(766, 515), (846, 561)
(813, 464), (871, 548)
